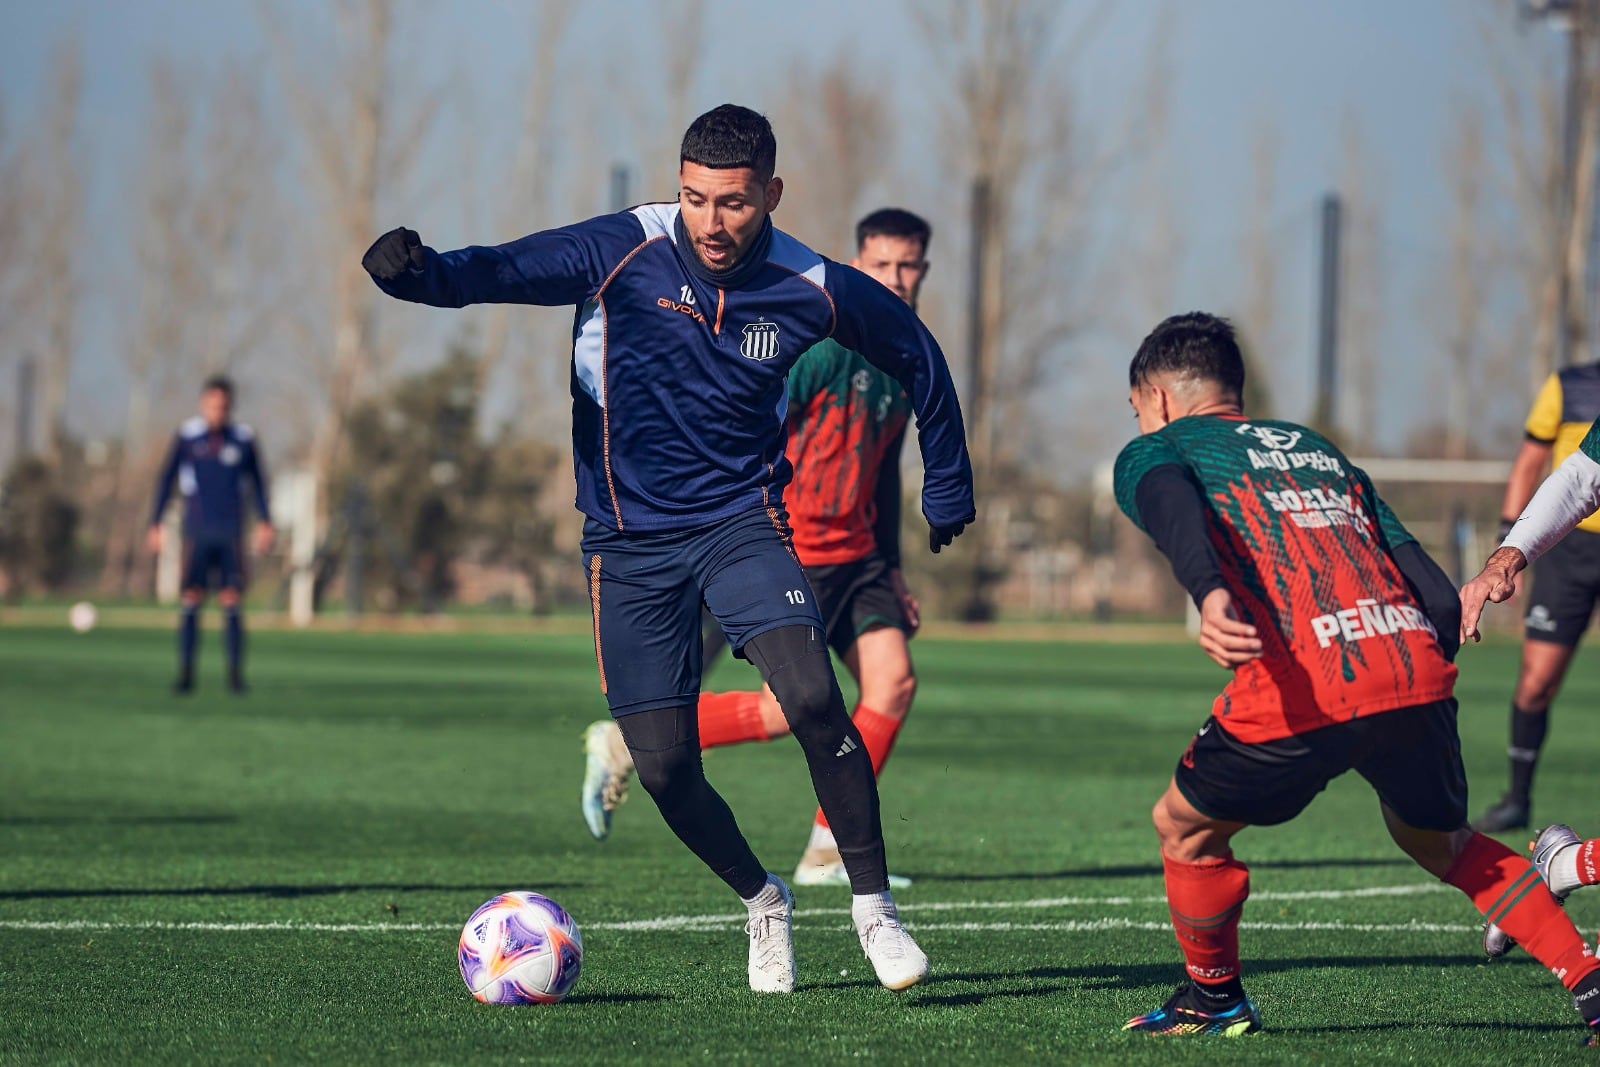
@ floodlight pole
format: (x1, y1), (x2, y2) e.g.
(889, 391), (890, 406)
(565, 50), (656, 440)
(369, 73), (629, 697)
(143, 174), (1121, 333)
(1312, 193), (1343, 432)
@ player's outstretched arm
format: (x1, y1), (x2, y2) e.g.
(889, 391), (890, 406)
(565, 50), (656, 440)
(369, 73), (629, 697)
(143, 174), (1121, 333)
(361, 214), (647, 309)
(828, 265), (975, 552)
(1460, 546), (1527, 645)
(147, 433), (182, 553)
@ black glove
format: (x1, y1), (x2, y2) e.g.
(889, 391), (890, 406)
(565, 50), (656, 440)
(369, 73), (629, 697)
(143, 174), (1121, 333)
(362, 227), (425, 280)
(929, 520), (968, 554)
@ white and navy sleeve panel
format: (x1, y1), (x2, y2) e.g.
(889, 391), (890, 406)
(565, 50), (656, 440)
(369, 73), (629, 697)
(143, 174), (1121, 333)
(1503, 449), (1600, 564)
(824, 263), (976, 530)
(369, 211), (652, 308)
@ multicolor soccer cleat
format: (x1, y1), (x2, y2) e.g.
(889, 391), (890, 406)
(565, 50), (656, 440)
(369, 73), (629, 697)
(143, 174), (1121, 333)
(1123, 984), (1262, 1037)
(580, 720), (634, 841)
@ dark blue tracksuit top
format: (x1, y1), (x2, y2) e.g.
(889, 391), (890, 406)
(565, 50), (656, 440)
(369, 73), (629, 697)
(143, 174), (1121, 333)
(369, 203), (975, 536)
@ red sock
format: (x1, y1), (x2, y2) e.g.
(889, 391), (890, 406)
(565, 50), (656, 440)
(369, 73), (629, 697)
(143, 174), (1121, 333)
(697, 691), (770, 750)
(1445, 832), (1600, 990)
(1577, 839), (1600, 887)
(813, 705), (904, 831)
(1162, 852), (1249, 986)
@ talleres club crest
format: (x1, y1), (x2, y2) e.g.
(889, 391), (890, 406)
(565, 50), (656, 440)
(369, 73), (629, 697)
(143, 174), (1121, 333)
(740, 320), (780, 361)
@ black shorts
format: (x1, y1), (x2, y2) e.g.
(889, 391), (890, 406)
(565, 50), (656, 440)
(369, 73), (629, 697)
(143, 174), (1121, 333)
(805, 554), (910, 656)
(1524, 528), (1600, 647)
(181, 535), (247, 592)
(1173, 699), (1468, 832)
(580, 507), (823, 716)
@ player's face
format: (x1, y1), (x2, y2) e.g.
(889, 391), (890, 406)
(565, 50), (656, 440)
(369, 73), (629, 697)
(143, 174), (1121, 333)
(851, 235), (928, 309)
(678, 162), (783, 273)
(200, 388), (232, 430)
(1129, 382), (1170, 435)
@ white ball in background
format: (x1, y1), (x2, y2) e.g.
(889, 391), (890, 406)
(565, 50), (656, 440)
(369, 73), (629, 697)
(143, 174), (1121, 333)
(68, 601), (98, 633)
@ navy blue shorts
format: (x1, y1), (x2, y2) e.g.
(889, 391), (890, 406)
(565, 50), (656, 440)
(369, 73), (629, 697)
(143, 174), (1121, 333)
(182, 535), (247, 592)
(581, 506), (823, 716)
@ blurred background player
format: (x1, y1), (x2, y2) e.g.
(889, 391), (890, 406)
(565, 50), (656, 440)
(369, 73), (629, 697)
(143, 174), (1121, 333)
(1115, 313), (1600, 1041)
(147, 376), (274, 694)
(581, 209), (931, 889)
(362, 106), (974, 993)
(1474, 363), (1600, 832)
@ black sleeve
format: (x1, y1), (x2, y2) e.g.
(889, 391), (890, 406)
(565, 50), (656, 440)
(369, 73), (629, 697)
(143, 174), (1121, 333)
(871, 428), (906, 570)
(1133, 464), (1229, 608)
(1391, 541), (1462, 662)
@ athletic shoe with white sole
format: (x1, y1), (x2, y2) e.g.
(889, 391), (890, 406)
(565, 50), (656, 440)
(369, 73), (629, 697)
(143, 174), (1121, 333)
(580, 719), (634, 841)
(1482, 823), (1583, 959)
(792, 860), (912, 889)
(745, 877), (797, 994)
(857, 913), (929, 990)
(1123, 983), (1262, 1036)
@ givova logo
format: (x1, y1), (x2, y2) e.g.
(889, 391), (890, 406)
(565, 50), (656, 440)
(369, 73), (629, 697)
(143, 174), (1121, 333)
(741, 320), (780, 361)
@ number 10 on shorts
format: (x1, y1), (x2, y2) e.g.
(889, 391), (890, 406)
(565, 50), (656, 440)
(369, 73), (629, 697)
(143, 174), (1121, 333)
(785, 589), (806, 605)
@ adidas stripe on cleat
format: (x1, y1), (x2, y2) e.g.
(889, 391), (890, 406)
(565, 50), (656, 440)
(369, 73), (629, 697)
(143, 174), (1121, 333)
(1123, 984), (1262, 1037)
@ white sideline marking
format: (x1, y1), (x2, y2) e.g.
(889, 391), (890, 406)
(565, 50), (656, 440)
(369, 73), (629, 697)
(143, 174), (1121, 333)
(0, 882), (1471, 936)
(0, 918), (1481, 935)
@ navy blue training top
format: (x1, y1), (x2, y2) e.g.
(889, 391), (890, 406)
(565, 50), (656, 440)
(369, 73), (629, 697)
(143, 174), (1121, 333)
(150, 417), (271, 538)
(369, 203), (974, 536)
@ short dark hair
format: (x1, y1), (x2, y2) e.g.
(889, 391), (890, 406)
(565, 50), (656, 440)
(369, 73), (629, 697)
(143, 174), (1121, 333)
(680, 104), (777, 181)
(202, 374), (235, 398)
(856, 208), (932, 254)
(1129, 312), (1245, 398)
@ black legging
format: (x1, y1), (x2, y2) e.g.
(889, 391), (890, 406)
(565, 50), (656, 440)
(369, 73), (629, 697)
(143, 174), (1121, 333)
(617, 625), (889, 897)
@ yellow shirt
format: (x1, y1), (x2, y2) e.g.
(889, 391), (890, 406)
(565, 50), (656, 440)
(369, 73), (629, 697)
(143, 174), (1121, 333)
(1525, 365), (1600, 532)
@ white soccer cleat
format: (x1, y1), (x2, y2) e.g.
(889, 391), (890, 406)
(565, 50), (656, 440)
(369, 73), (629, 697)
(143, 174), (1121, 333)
(792, 860), (912, 889)
(745, 877), (797, 994)
(580, 719), (634, 841)
(857, 913), (929, 991)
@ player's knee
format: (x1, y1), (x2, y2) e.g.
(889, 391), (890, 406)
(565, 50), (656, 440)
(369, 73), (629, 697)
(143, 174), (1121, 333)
(219, 590), (240, 609)
(181, 590), (203, 608)
(1513, 675), (1559, 711)
(628, 741), (703, 806)
(768, 655), (844, 736)
(885, 671), (916, 718)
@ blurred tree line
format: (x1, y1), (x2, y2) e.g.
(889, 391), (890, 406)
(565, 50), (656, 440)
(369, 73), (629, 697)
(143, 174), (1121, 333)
(1, 0), (1596, 620)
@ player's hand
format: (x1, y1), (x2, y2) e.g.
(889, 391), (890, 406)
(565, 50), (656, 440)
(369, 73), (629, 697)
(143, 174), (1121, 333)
(362, 227), (425, 280)
(146, 525), (164, 556)
(253, 521), (275, 556)
(1459, 546), (1527, 645)
(928, 520), (968, 554)
(889, 568), (921, 635)
(1197, 587), (1262, 669)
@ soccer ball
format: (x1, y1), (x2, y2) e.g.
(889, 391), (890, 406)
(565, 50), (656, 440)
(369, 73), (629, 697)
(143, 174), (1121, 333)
(68, 601), (98, 634)
(457, 892), (583, 1004)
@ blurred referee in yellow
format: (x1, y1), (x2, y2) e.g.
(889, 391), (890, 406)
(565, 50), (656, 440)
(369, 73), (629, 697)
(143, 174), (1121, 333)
(1476, 363), (1600, 831)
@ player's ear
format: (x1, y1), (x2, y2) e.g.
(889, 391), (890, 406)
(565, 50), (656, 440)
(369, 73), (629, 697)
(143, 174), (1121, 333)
(764, 176), (783, 213)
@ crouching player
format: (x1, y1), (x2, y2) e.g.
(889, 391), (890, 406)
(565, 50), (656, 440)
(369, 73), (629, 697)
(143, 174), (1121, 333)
(1114, 313), (1600, 1042)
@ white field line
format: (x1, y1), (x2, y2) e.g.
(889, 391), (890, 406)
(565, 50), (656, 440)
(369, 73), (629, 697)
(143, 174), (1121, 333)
(0, 882), (1474, 935)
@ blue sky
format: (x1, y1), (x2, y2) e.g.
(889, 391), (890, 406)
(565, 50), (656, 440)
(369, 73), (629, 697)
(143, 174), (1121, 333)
(0, 0), (1569, 470)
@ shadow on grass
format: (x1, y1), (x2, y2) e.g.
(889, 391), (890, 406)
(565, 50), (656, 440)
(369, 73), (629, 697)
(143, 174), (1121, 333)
(935, 954), (1510, 990)
(560, 992), (669, 1005)
(1, 814), (240, 827)
(0, 882), (581, 901)
(907, 856), (1415, 883)
(1283, 1021), (1572, 1035)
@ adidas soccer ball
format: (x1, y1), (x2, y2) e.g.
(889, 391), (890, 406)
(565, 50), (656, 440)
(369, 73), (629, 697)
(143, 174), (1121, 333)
(458, 892), (583, 1004)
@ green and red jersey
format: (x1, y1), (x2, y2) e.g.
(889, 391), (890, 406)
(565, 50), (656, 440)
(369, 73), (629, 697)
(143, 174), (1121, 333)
(1114, 414), (1457, 743)
(783, 338), (912, 566)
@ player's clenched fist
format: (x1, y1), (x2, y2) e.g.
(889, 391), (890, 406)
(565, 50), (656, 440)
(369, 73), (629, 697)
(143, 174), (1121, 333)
(362, 227), (425, 280)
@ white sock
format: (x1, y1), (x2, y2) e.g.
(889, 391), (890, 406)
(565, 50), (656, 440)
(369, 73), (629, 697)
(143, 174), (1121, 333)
(852, 891), (896, 928)
(806, 824), (837, 852)
(743, 875), (783, 913)
(1548, 844), (1582, 896)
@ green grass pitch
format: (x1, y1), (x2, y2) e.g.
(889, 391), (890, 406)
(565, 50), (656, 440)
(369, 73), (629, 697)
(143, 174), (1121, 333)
(2, 621), (1599, 1065)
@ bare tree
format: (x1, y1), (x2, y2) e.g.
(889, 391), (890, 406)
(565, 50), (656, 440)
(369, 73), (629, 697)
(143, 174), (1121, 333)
(770, 52), (894, 253)
(476, 1), (576, 400)
(264, 0), (435, 532)
(28, 41), (84, 465)
(1237, 122), (1282, 409)
(911, 0), (1122, 617)
(1442, 103), (1488, 460)
(1338, 113), (1384, 445)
